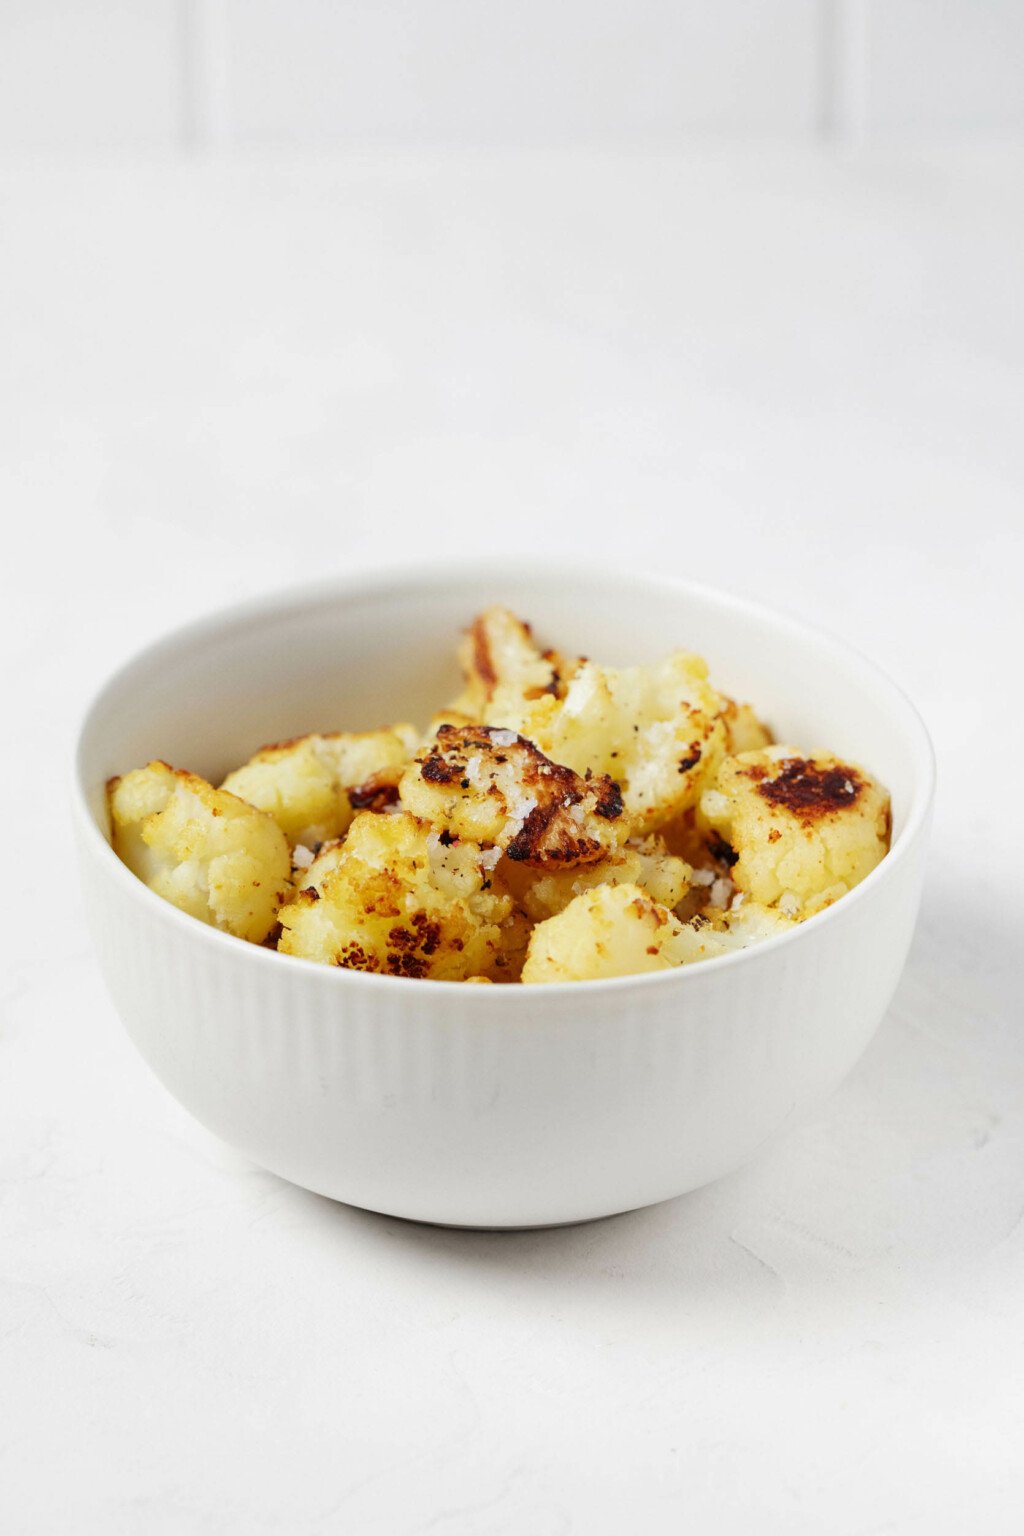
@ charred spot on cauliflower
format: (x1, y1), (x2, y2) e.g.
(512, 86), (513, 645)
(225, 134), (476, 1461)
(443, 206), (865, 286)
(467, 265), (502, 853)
(108, 761), (291, 942)
(400, 723), (626, 868)
(700, 747), (891, 915)
(221, 725), (416, 846)
(277, 811), (517, 981)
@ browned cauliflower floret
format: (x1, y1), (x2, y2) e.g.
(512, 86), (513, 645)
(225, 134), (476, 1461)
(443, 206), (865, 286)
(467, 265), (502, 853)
(521, 882), (796, 983)
(108, 761), (291, 942)
(672, 900), (797, 963)
(483, 652), (726, 835)
(277, 811), (516, 980)
(521, 882), (693, 983)
(700, 747), (891, 916)
(452, 606), (568, 716)
(399, 723), (627, 868)
(507, 835), (691, 922)
(719, 696), (773, 754)
(221, 725), (417, 846)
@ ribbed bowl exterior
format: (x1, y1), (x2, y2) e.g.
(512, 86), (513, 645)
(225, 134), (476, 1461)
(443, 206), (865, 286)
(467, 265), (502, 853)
(76, 808), (929, 1227)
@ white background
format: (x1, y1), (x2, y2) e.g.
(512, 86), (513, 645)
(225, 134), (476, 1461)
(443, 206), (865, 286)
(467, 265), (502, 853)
(2, 6), (1024, 1535)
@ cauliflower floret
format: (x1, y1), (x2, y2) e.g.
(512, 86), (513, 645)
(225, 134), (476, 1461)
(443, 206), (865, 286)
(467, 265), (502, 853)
(487, 900), (534, 983)
(108, 761), (291, 942)
(521, 882), (695, 983)
(484, 652), (726, 835)
(221, 725), (417, 846)
(521, 881), (797, 983)
(399, 723), (627, 867)
(452, 606), (568, 716)
(278, 811), (516, 980)
(672, 900), (797, 964)
(719, 696), (773, 754)
(714, 900), (795, 950)
(508, 835), (691, 922)
(700, 747), (891, 915)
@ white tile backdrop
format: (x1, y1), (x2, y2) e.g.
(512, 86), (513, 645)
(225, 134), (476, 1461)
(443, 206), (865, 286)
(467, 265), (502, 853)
(0, 0), (1021, 152)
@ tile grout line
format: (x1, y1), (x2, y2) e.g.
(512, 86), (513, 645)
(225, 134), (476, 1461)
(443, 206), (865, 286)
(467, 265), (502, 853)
(177, 0), (231, 156)
(818, 0), (838, 141)
(828, 0), (869, 150)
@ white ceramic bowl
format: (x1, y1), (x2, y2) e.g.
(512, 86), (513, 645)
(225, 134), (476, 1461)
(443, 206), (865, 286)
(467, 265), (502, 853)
(73, 565), (934, 1228)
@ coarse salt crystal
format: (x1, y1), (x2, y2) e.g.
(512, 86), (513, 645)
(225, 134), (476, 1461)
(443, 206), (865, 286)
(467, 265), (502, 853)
(293, 845), (315, 869)
(463, 753), (485, 788)
(505, 791), (537, 829)
(691, 868), (716, 887)
(709, 877), (732, 909)
(488, 728), (518, 748)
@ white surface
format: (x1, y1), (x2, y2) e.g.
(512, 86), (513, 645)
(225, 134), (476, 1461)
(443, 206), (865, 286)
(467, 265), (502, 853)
(5, 2), (1024, 152)
(74, 566), (933, 1227)
(2, 146), (1022, 1529)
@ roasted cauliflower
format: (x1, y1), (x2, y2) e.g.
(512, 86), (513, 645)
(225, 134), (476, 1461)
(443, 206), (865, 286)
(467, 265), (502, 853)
(521, 881), (796, 983)
(452, 605), (569, 716)
(671, 900), (797, 963)
(482, 652), (726, 835)
(108, 761), (291, 942)
(521, 883), (693, 983)
(221, 725), (417, 846)
(719, 696), (773, 754)
(507, 835), (691, 922)
(399, 723), (627, 867)
(700, 747), (891, 915)
(109, 608), (891, 983)
(277, 811), (516, 981)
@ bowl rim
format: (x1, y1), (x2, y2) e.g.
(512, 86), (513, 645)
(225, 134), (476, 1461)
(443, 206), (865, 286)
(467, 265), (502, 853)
(73, 559), (936, 1000)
